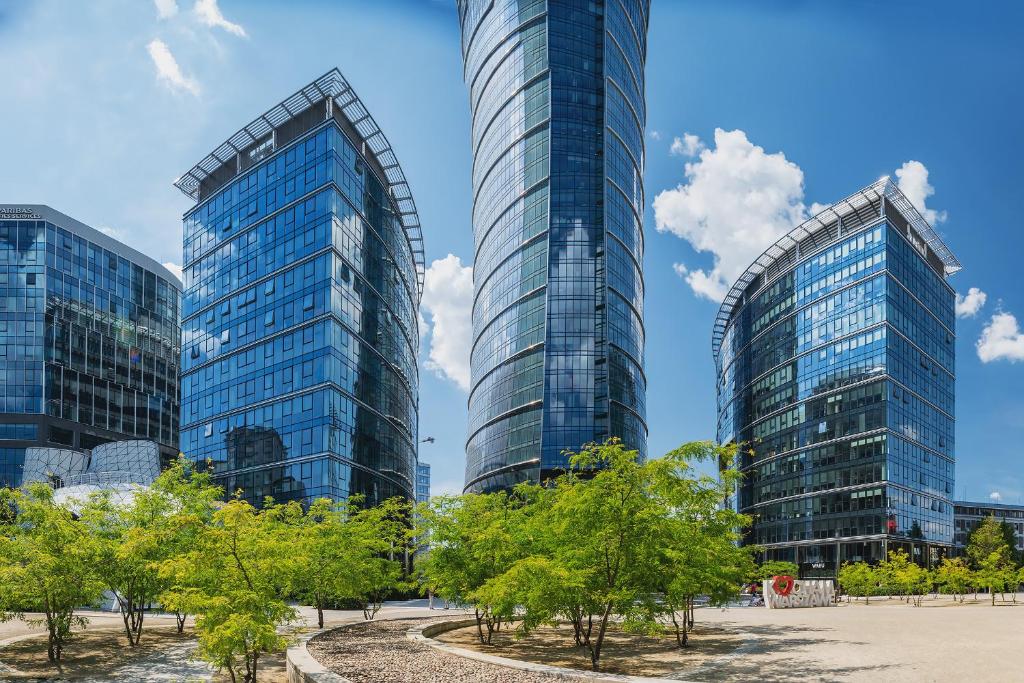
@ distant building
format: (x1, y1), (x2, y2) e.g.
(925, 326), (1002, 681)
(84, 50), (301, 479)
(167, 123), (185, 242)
(174, 69), (424, 507)
(954, 501), (1024, 554)
(416, 461), (430, 505)
(0, 205), (182, 488)
(715, 179), (960, 577)
(457, 0), (651, 493)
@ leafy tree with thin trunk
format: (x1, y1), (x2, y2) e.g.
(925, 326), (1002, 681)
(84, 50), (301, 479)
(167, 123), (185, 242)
(838, 562), (877, 604)
(159, 497), (297, 683)
(935, 557), (971, 603)
(976, 551), (1011, 606)
(0, 484), (105, 661)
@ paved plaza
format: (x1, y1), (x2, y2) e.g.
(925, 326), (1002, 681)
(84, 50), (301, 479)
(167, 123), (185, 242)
(692, 596), (1024, 682)
(1, 597), (1020, 681)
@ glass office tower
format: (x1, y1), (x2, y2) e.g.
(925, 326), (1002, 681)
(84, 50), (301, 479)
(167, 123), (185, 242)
(0, 205), (181, 487)
(458, 0), (650, 493)
(715, 179), (959, 577)
(416, 461), (430, 506)
(175, 70), (424, 507)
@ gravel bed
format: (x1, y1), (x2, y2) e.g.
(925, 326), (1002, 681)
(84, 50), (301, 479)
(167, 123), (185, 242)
(307, 617), (565, 683)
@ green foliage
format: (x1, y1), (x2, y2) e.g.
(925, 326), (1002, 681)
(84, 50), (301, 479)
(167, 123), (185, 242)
(749, 560), (800, 583)
(966, 516), (1014, 569)
(159, 497), (298, 683)
(416, 439), (754, 670)
(838, 561), (878, 603)
(0, 484), (106, 661)
(935, 557), (972, 602)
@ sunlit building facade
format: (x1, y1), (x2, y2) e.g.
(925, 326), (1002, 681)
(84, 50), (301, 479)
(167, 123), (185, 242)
(0, 205), (181, 487)
(175, 70), (424, 507)
(715, 180), (959, 577)
(458, 0), (650, 493)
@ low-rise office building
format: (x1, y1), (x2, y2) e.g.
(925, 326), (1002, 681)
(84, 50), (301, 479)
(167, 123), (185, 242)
(0, 205), (181, 487)
(954, 501), (1024, 554)
(715, 179), (960, 577)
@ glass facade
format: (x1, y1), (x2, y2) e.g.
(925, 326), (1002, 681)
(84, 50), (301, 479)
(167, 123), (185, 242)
(954, 502), (1024, 554)
(0, 205), (181, 487)
(715, 181), (959, 577)
(416, 461), (430, 505)
(175, 71), (422, 507)
(458, 0), (649, 493)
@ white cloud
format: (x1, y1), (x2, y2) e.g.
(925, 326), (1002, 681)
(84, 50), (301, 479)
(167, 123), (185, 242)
(895, 160), (947, 226)
(421, 254), (473, 392)
(162, 262), (184, 282)
(193, 0), (246, 37)
(955, 287), (987, 318)
(649, 130), (662, 141)
(98, 225), (125, 241)
(154, 0), (178, 19)
(990, 491), (1003, 502)
(977, 311), (1024, 363)
(653, 128), (809, 302)
(146, 39), (200, 96)
(670, 133), (704, 157)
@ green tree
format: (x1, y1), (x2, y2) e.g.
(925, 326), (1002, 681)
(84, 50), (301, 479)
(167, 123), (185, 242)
(966, 516), (1014, 569)
(78, 484), (177, 646)
(418, 489), (533, 642)
(878, 549), (913, 600)
(976, 551), (1011, 606)
(935, 557), (971, 603)
(291, 497), (365, 629)
(149, 457), (223, 633)
(838, 562), (877, 604)
(0, 484), (105, 661)
(350, 497), (411, 621)
(160, 497), (297, 683)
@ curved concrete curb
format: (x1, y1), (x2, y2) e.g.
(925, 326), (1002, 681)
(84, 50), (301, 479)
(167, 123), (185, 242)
(286, 630), (352, 683)
(407, 619), (698, 683)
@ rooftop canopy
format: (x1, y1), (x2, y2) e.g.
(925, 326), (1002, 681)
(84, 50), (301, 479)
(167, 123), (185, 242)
(712, 177), (961, 364)
(173, 68), (425, 299)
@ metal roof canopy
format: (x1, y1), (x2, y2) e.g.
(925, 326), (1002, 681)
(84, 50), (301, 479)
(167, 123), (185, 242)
(173, 68), (425, 299)
(711, 177), (961, 364)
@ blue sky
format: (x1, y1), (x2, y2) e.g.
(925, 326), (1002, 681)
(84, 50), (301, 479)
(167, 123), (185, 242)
(1, 0), (1021, 502)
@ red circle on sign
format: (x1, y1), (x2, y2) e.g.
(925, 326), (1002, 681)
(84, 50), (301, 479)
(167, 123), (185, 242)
(772, 575), (795, 597)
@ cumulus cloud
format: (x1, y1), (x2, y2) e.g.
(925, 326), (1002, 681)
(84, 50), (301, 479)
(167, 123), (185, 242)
(154, 0), (178, 19)
(977, 311), (1024, 363)
(194, 0), (246, 37)
(670, 133), (704, 158)
(895, 160), (947, 226)
(162, 262), (184, 282)
(990, 491), (1003, 502)
(653, 128), (809, 302)
(649, 130), (661, 141)
(955, 287), (987, 318)
(421, 254), (473, 391)
(146, 39), (199, 96)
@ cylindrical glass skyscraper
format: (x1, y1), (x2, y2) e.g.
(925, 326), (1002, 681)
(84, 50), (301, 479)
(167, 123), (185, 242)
(458, 0), (649, 493)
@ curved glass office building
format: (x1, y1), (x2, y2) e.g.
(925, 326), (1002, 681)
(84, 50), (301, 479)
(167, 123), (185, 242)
(0, 205), (181, 487)
(458, 0), (650, 493)
(175, 70), (424, 506)
(715, 179), (959, 576)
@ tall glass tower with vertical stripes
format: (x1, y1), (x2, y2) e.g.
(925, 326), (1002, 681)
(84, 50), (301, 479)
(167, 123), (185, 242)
(459, 0), (649, 493)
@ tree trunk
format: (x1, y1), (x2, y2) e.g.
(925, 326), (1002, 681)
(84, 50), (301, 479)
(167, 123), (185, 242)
(175, 611), (187, 633)
(474, 609), (485, 644)
(317, 601), (324, 630)
(588, 603), (614, 671)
